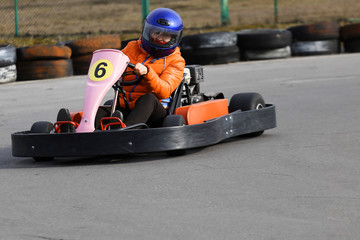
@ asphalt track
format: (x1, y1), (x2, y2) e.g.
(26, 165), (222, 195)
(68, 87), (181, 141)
(0, 53), (360, 239)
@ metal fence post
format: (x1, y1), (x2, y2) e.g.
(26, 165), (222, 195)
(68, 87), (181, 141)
(142, 0), (149, 21)
(274, 0), (278, 23)
(14, 0), (19, 36)
(220, 0), (230, 26)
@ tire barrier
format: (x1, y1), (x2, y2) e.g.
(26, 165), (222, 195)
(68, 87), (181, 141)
(180, 32), (240, 65)
(237, 29), (292, 61)
(0, 45), (17, 83)
(0, 45), (17, 67)
(340, 23), (360, 53)
(16, 45), (73, 81)
(287, 22), (340, 56)
(65, 35), (121, 75)
(1, 24), (360, 84)
(243, 46), (291, 61)
(0, 64), (17, 84)
(17, 45), (72, 61)
(17, 59), (73, 81)
(290, 39), (339, 56)
(71, 54), (92, 75)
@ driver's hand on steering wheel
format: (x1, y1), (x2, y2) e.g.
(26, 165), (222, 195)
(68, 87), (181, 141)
(134, 63), (148, 76)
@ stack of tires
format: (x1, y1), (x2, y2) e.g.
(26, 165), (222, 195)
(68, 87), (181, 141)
(287, 22), (340, 56)
(0, 45), (17, 84)
(340, 23), (360, 53)
(237, 29), (292, 61)
(16, 45), (73, 81)
(179, 31), (240, 65)
(64, 35), (121, 75)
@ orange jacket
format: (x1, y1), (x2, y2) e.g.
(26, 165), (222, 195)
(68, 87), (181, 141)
(120, 39), (185, 109)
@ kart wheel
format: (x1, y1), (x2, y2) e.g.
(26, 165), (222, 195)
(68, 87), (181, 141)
(30, 121), (55, 161)
(163, 115), (187, 156)
(163, 114), (186, 127)
(31, 121), (54, 133)
(229, 93), (265, 137)
(229, 93), (265, 112)
(103, 99), (113, 106)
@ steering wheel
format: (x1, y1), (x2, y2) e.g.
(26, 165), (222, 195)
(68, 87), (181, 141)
(120, 63), (143, 86)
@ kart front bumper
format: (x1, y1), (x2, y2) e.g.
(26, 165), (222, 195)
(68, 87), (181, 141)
(12, 105), (276, 158)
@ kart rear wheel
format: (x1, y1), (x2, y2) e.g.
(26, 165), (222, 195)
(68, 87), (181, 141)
(229, 93), (265, 137)
(163, 115), (187, 156)
(30, 121), (55, 161)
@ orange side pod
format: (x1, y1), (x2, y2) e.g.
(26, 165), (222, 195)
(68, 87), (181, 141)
(174, 99), (229, 125)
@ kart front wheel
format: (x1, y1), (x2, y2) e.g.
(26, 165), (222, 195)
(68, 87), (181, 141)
(163, 115), (187, 156)
(229, 93), (265, 137)
(30, 121), (55, 161)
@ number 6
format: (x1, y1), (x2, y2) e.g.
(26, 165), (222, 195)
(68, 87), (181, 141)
(94, 62), (107, 78)
(89, 59), (113, 82)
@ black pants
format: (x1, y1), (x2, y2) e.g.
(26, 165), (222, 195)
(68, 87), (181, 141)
(95, 93), (167, 128)
(125, 93), (167, 127)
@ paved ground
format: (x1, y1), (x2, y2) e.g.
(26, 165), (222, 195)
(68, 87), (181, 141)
(0, 53), (359, 240)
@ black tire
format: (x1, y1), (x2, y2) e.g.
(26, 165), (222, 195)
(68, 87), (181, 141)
(243, 46), (291, 61)
(229, 93), (265, 137)
(72, 54), (92, 75)
(343, 38), (360, 52)
(65, 35), (121, 57)
(0, 64), (17, 84)
(163, 115), (187, 156)
(340, 23), (360, 41)
(103, 99), (114, 106)
(287, 22), (339, 41)
(16, 45), (72, 61)
(180, 31), (237, 50)
(0, 45), (17, 67)
(163, 115), (186, 127)
(290, 39), (340, 56)
(180, 32), (239, 65)
(31, 121), (54, 133)
(16, 59), (73, 81)
(181, 46), (240, 65)
(30, 121), (54, 161)
(237, 29), (292, 50)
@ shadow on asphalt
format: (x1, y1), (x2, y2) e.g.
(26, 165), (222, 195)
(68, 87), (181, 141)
(0, 134), (268, 169)
(0, 145), (206, 169)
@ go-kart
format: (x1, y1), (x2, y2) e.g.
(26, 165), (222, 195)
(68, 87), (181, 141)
(11, 49), (276, 161)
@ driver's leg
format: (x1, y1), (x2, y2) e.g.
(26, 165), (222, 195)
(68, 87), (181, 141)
(95, 106), (127, 129)
(125, 93), (167, 127)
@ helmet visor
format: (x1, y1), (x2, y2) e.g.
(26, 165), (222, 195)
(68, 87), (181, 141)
(143, 24), (182, 49)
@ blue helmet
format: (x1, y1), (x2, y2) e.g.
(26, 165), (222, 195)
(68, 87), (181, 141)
(141, 8), (183, 58)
